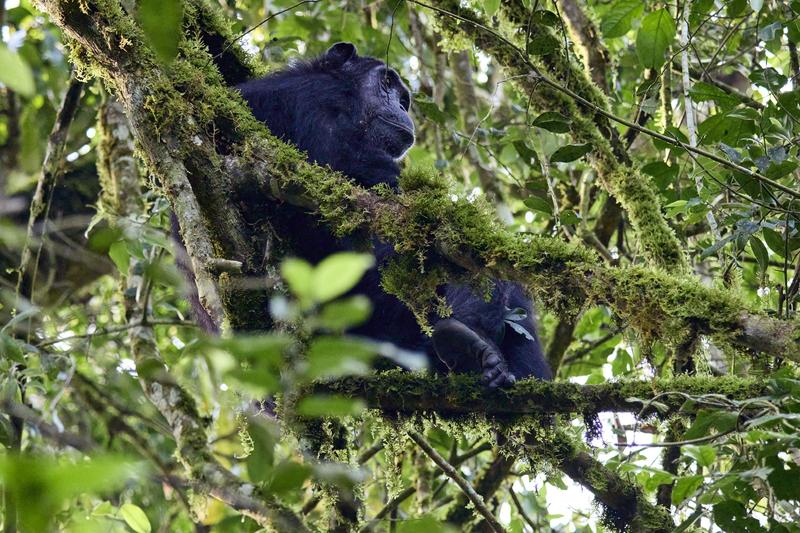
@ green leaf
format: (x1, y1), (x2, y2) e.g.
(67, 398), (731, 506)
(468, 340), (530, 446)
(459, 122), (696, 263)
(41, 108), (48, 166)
(683, 444), (716, 467)
(636, 9), (676, 69)
(513, 141), (539, 164)
(697, 113), (755, 145)
(413, 96), (448, 125)
(601, 0), (644, 38)
(138, 0), (183, 63)
(749, 237), (769, 273)
(526, 33), (560, 56)
(765, 159), (798, 179)
(318, 296), (372, 331)
(683, 409), (738, 439)
(0, 44), (35, 97)
(642, 161), (678, 190)
(214, 334), (292, 363)
(0, 455), (142, 533)
(296, 395), (366, 417)
(689, 81), (741, 109)
(530, 10), (560, 27)
(523, 196), (552, 215)
(311, 252), (374, 303)
(483, 0), (501, 17)
(559, 210), (581, 225)
(0, 333), (24, 363)
(247, 418), (277, 483)
(532, 111), (571, 133)
(109, 240), (130, 274)
(281, 258), (314, 301)
(762, 227), (786, 257)
(268, 461), (311, 495)
(304, 336), (377, 380)
(550, 143), (592, 162)
(671, 474), (703, 505)
(120, 504), (151, 533)
(713, 500), (762, 532)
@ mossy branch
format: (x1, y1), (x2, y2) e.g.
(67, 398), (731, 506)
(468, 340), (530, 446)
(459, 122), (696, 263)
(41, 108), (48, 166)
(421, 0), (687, 271)
(93, 91), (308, 531)
(307, 372), (766, 417)
(36, 0), (799, 362)
(530, 431), (675, 532)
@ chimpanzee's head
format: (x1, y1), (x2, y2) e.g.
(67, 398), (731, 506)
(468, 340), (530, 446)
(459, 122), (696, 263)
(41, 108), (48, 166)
(238, 42), (415, 186)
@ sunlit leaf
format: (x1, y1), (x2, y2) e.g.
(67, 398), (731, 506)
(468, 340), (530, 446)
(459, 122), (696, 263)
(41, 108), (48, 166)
(303, 336), (377, 380)
(318, 295), (372, 331)
(267, 460), (311, 495)
(120, 504), (151, 533)
(282, 257), (314, 301)
(0, 44), (35, 97)
(483, 0), (500, 17)
(311, 252), (374, 303)
(636, 9), (676, 69)
(138, 0), (183, 63)
(601, 0), (644, 38)
(109, 240), (130, 274)
(672, 475), (703, 505)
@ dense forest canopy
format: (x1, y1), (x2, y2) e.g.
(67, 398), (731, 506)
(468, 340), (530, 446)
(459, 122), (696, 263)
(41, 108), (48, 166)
(0, 0), (799, 531)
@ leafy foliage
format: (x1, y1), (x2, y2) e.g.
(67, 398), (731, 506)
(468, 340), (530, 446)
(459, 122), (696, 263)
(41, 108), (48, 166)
(1, 0), (799, 532)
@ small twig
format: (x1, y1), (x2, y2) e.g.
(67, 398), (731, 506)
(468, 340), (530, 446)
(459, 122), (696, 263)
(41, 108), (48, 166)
(407, 430), (505, 533)
(357, 441), (385, 464)
(0, 400), (95, 452)
(509, 487), (548, 532)
(625, 428), (735, 449)
(37, 319), (197, 347)
(359, 486), (416, 532)
(16, 75), (84, 309)
(214, 0), (320, 62)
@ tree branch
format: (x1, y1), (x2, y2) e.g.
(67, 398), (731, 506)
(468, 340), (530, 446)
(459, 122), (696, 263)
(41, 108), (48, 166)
(529, 431), (674, 532)
(408, 430), (505, 532)
(16, 75), (83, 300)
(421, 0), (687, 271)
(307, 372), (766, 417)
(36, 0), (799, 366)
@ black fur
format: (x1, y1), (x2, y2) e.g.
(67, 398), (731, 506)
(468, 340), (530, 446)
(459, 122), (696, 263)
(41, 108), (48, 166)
(235, 43), (552, 383)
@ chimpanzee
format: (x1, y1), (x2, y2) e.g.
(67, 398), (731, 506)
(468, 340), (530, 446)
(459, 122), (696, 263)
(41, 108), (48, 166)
(214, 42), (551, 386)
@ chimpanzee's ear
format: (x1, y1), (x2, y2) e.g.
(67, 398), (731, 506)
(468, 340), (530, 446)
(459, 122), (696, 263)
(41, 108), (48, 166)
(324, 42), (358, 68)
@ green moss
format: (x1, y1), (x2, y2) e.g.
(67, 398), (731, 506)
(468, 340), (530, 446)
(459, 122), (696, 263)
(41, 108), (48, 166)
(430, 0), (687, 272)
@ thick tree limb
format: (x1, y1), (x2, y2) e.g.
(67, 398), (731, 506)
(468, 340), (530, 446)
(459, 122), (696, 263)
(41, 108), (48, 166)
(0, 400), (96, 452)
(308, 372), (766, 416)
(35, 0), (799, 364)
(530, 431), (674, 532)
(557, 0), (609, 93)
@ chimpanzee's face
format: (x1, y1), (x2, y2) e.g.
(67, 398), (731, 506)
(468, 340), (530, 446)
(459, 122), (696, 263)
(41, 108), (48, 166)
(322, 42), (415, 160)
(359, 62), (415, 159)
